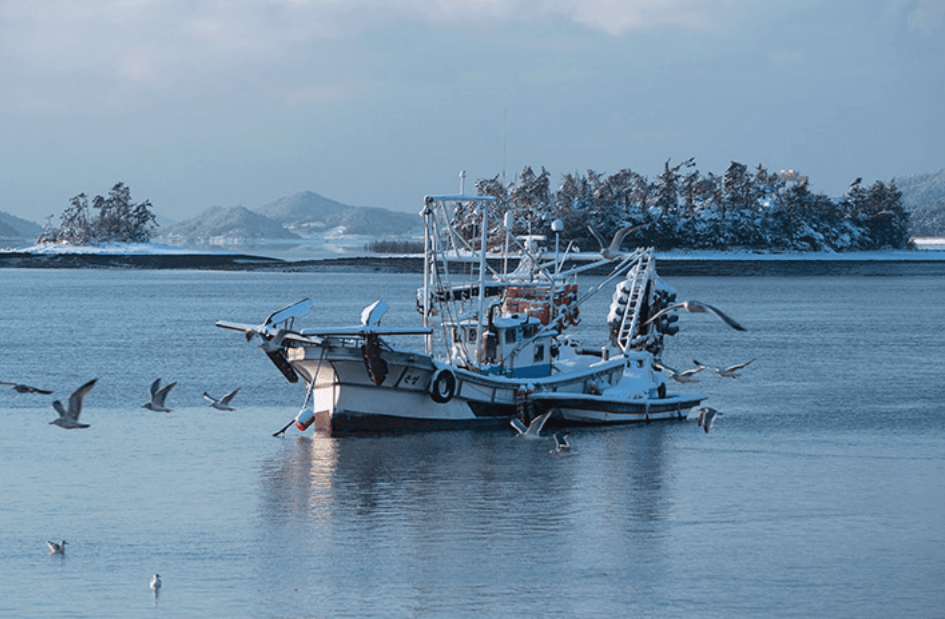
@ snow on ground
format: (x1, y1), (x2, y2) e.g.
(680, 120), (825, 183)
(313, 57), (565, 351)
(911, 237), (945, 250)
(651, 247), (945, 261)
(2, 242), (238, 255)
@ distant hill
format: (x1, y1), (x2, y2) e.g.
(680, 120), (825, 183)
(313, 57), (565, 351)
(0, 210), (43, 240)
(895, 168), (945, 236)
(897, 168), (945, 207)
(0, 219), (18, 238)
(322, 206), (419, 237)
(159, 206), (301, 242)
(254, 191), (350, 225)
(155, 191), (422, 243)
(907, 200), (945, 237)
(254, 191), (420, 236)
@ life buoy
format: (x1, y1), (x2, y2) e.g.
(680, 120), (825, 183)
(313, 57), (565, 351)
(430, 368), (456, 403)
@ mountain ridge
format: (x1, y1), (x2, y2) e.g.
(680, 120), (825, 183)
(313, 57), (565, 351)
(159, 190), (421, 243)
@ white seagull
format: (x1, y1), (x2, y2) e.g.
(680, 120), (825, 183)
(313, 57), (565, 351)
(143, 378), (177, 412)
(49, 379), (98, 429)
(697, 407), (723, 433)
(203, 387), (241, 411)
(654, 361), (705, 384)
(550, 432), (573, 456)
(588, 223), (644, 260)
(694, 358), (755, 379)
(150, 573), (162, 593)
(47, 540), (67, 554)
(1, 381), (53, 394)
(510, 410), (553, 440)
(645, 300), (746, 332)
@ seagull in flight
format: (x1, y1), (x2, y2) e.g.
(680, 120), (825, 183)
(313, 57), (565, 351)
(150, 573), (162, 594)
(49, 379), (97, 429)
(694, 359), (755, 378)
(143, 378), (177, 412)
(47, 540), (67, 554)
(588, 223), (644, 260)
(203, 387), (241, 411)
(654, 361), (705, 384)
(510, 410), (553, 440)
(550, 432), (573, 456)
(1, 381), (53, 394)
(697, 407), (723, 433)
(645, 300), (746, 332)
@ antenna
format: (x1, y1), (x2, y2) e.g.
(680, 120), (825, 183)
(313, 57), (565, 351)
(459, 170), (466, 195)
(502, 107), (507, 186)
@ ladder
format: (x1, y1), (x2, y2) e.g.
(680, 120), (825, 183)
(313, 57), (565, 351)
(610, 250), (652, 352)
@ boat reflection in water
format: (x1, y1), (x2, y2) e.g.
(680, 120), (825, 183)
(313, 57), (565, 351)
(254, 424), (679, 614)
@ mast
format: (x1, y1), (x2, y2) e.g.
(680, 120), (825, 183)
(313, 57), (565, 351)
(477, 197), (488, 365)
(422, 197), (432, 354)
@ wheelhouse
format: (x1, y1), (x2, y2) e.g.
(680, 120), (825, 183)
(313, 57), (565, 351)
(448, 312), (554, 379)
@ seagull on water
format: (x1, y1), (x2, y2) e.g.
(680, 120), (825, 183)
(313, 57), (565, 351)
(203, 387), (241, 411)
(1, 381), (52, 394)
(510, 410), (553, 440)
(49, 379), (97, 429)
(588, 223), (644, 260)
(645, 300), (746, 332)
(694, 359), (755, 379)
(654, 361), (705, 384)
(697, 407), (723, 433)
(47, 540), (67, 554)
(143, 378), (177, 412)
(150, 573), (162, 593)
(550, 432), (573, 456)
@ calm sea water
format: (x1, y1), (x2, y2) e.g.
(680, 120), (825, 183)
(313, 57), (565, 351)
(1, 268), (943, 618)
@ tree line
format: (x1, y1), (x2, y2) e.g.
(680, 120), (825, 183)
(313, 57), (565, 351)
(38, 182), (157, 245)
(472, 160), (910, 252)
(39, 167), (910, 253)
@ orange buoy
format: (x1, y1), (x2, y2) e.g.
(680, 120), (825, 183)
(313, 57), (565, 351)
(294, 406), (315, 431)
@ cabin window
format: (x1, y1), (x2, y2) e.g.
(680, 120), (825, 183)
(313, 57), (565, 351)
(468, 327), (477, 342)
(505, 329), (517, 344)
(524, 325), (536, 338)
(452, 327), (461, 343)
(534, 344), (544, 362)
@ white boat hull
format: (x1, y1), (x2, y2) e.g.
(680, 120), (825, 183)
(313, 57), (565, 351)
(285, 342), (701, 432)
(532, 392), (704, 425)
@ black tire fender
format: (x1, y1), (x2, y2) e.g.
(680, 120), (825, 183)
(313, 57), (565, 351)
(430, 368), (456, 403)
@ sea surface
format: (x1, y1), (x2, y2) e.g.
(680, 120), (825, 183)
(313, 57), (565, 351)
(1, 268), (943, 618)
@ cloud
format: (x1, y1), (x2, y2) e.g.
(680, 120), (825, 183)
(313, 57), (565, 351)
(542, 0), (724, 33)
(278, 0), (733, 33)
(0, 0), (740, 112)
(906, 0), (945, 33)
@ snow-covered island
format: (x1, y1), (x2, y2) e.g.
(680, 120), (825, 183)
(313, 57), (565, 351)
(2, 164), (943, 272)
(11, 241), (237, 256)
(0, 241), (284, 269)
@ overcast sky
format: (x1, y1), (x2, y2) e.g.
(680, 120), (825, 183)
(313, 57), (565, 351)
(1, 0), (942, 222)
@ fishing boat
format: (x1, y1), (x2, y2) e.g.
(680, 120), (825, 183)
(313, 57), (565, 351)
(217, 188), (739, 433)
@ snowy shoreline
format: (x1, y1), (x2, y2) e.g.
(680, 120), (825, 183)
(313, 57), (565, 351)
(0, 242), (283, 269)
(2, 241), (945, 275)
